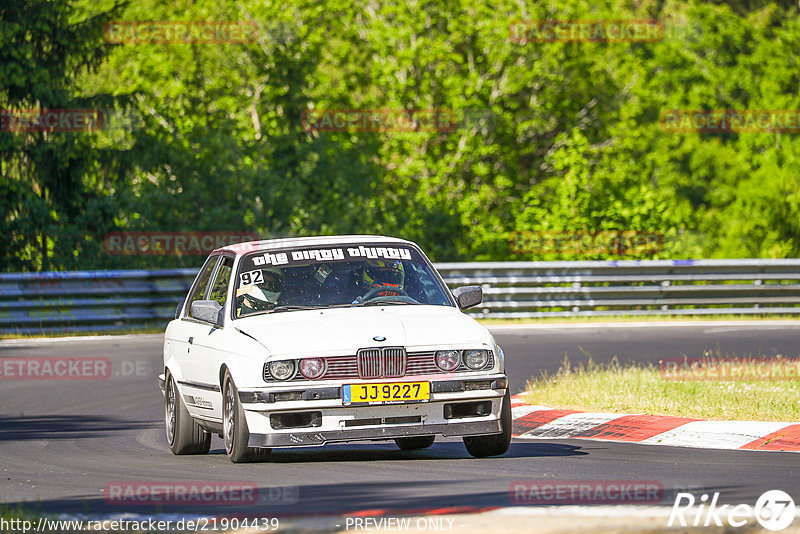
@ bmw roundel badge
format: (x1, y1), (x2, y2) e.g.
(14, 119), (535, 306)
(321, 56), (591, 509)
(373, 336), (386, 342)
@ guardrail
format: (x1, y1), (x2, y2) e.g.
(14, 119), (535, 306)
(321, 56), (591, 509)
(437, 259), (800, 319)
(0, 269), (198, 334)
(2, 259), (800, 333)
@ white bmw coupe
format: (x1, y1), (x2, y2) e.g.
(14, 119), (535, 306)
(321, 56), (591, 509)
(159, 235), (511, 462)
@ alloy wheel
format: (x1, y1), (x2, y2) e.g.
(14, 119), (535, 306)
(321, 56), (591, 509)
(223, 379), (235, 454)
(165, 377), (176, 445)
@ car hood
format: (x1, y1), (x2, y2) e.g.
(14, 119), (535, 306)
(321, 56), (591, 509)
(234, 305), (493, 357)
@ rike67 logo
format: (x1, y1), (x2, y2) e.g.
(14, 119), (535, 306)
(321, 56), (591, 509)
(669, 490), (796, 531)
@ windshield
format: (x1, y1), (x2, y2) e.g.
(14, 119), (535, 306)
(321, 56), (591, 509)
(233, 243), (453, 317)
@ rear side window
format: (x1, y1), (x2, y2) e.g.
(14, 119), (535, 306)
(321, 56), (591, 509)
(186, 255), (218, 318)
(208, 256), (234, 307)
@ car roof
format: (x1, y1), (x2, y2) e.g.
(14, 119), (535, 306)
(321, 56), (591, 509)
(214, 234), (419, 255)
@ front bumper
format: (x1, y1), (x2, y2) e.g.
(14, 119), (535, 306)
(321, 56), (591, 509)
(241, 374), (508, 448)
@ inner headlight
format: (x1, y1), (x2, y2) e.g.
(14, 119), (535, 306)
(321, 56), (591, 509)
(268, 360), (296, 381)
(435, 350), (461, 371)
(463, 349), (490, 369)
(299, 357), (326, 379)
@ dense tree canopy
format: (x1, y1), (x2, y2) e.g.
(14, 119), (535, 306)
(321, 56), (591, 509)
(2, 0), (799, 270)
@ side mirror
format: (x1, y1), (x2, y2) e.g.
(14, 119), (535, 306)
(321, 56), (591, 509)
(452, 285), (482, 310)
(191, 300), (224, 325)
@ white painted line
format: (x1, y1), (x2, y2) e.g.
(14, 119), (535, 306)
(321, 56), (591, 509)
(0, 334), (164, 345)
(517, 412), (624, 439)
(488, 320), (800, 331)
(642, 420), (792, 449)
(511, 405), (552, 419)
(486, 505), (675, 518)
(484, 505), (800, 522)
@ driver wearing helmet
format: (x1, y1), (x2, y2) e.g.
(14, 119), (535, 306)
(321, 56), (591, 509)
(359, 260), (405, 298)
(236, 267), (284, 316)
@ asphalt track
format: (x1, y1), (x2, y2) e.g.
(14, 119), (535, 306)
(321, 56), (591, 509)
(1, 322), (800, 519)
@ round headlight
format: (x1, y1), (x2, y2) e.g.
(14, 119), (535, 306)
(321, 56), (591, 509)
(299, 357), (326, 379)
(268, 360), (296, 381)
(463, 349), (489, 369)
(435, 350), (461, 371)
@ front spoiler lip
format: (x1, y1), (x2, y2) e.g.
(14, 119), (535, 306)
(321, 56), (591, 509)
(247, 419), (501, 448)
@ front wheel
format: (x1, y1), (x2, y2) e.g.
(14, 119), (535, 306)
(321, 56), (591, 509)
(223, 371), (271, 463)
(463, 390), (511, 458)
(165, 373), (211, 455)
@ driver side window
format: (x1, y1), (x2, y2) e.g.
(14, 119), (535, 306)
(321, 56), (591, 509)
(207, 256), (234, 307)
(186, 255), (218, 319)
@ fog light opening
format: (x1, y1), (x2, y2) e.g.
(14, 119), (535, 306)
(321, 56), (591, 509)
(269, 411), (322, 430)
(443, 401), (493, 419)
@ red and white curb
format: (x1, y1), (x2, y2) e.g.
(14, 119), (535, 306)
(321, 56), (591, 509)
(510, 394), (800, 452)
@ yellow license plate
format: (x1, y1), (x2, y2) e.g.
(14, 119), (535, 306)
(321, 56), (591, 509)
(343, 382), (430, 405)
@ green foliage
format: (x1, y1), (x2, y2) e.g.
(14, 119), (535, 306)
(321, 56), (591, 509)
(0, 0), (131, 270)
(2, 0), (799, 270)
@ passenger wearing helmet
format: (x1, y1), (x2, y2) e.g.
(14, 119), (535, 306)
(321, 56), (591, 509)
(236, 267), (284, 316)
(359, 260), (405, 298)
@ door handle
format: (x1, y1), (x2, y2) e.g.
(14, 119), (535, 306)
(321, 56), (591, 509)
(188, 337), (194, 345)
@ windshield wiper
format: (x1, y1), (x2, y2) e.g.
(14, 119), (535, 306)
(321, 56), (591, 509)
(269, 305), (320, 313)
(356, 299), (419, 306)
(248, 302), (418, 316)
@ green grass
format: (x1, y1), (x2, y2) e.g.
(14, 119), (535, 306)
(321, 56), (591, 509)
(1, 505), (36, 519)
(523, 357), (800, 421)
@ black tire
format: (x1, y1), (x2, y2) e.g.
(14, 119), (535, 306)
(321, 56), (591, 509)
(165, 373), (211, 455)
(463, 390), (512, 458)
(223, 371), (271, 463)
(395, 435), (435, 451)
